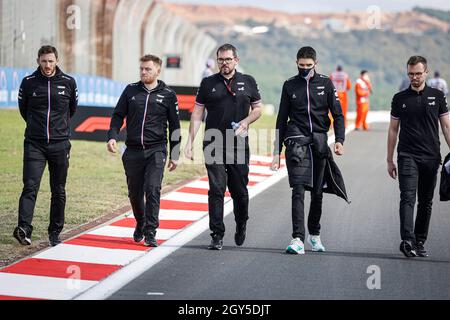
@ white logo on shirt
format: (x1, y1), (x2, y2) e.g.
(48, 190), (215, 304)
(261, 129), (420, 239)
(212, 88), (216, 93)
(238, 87), (245, 91)
(318, 91), (325, 96)
(292, 94), (297, 99)
(428, 101), (436, 106)
(131, 96), (136, 101)
(402, 104), (407, 109)
(156, 99), (163, 103)
(58, 91), (65, 95)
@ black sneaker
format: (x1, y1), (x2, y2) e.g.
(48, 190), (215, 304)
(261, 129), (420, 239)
(13, 226), (31, 246)
(208, 234), (223, 250)
(399, 240), (417, 258)
(234, 222), (247, 246)
(144, 232), (158, 247)
(49, 232), (61, 247)
(133, 223), (144, 243)
(414, 241), (429, 257)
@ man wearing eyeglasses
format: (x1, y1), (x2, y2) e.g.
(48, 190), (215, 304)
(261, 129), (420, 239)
(184, 44), (262, 250)
(388, 56), (450, 258)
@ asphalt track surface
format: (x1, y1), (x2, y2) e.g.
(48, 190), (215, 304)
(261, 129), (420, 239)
(110, 122), (450, 300)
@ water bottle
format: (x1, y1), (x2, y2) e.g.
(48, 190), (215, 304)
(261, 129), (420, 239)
(231, 122), (248, 138)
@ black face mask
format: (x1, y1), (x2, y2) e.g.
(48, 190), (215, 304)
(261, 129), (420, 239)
(298, 67), (314, 78)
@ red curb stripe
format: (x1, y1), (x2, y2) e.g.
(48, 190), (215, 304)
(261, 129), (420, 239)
(0, 295), (44, 300)
(178, 187), (231, 198)
(0, 258), (121, 281)
(111, 219), (193, 230)
(65, 234), (161, 252)
(160, 199), (208, 211)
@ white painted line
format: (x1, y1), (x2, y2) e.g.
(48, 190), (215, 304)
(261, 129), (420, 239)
(162, 192), (210, 204)
(35, 244), (145, 266)
(73, 169), (288, 300)
(159, 209), (207, 221)
(184, 180), (212, 190)
(87, 226), (180, 241)
(248, 175), (268, 182)
(249, 165), (276, 175)
(0, 273), (98, 300)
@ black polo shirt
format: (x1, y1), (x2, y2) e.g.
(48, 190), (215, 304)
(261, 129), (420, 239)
(195, 72), (261, 147)
(391, 85), (449, 159)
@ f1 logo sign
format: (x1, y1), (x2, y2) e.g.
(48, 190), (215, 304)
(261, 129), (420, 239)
(75, 117), (126, 133)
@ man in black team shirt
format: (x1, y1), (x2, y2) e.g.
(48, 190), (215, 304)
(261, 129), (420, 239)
(184, 44), (262, 250)
(388, 55), (450, 258)
(108, 54), (181, 248)
(14, 46), (78, 247)
(271, 46), (347, 255)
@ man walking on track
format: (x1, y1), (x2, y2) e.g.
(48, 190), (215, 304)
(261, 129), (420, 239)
(184, 44), (262, 251)
(271, 46), (348, 255)
(108, 54), (181, 248)
(355, 70), (372, 131)
(330, 65), (351, 127)
(387, 55), (450, 258)
(14, 45), (78, 247)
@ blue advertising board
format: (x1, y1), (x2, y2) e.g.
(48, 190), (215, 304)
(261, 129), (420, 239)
(0, 66), (126, 108)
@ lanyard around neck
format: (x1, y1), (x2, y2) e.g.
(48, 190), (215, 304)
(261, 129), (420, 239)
(224, 78), (236, 97)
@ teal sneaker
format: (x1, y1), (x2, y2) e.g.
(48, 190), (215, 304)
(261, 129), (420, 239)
(307, 235), (325, 252)
(286, 238), (305, 254)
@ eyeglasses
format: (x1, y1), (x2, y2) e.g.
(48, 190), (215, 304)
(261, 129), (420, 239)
(407, 72), (425, 78)
(217, 57), (234, 64)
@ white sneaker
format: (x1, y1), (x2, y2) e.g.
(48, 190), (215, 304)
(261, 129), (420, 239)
(307, 235), (325, 252)
(286, 238), (305, 255)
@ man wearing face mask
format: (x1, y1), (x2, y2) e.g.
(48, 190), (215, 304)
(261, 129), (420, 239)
(271, 46), (347, 255)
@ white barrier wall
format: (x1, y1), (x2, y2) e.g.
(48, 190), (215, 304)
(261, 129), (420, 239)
(0, 0), (216, 87)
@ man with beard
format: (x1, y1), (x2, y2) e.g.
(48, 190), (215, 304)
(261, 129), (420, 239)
(108, 55), (181, 247)
(184, 44), (262, 250)
(14, 45), (78, 247)
(388, 56), (450, 258)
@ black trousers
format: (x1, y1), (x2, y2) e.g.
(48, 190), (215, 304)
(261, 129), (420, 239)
(205, 157), (249, 238)
(122, 147), (166, 236)
(285, 143), (324, 241)
(18, 139), (71, 236)
(291, 185), (323, 241)
(398, 155), (440, 243)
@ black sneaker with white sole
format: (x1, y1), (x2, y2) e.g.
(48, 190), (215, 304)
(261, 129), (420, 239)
(133, 223), (144, 243)
(234, 222), (247, 247)
(414, 241), (429, 257)
(49, 232), (62, 247)
(13, 226), (31, 246)
(144, 232), (158, 247)
(208, 234), (223, 250)
(399, 240), (417, 258)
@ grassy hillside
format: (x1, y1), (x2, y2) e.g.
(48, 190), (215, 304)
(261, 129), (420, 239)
(212, 16), (450, 110)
